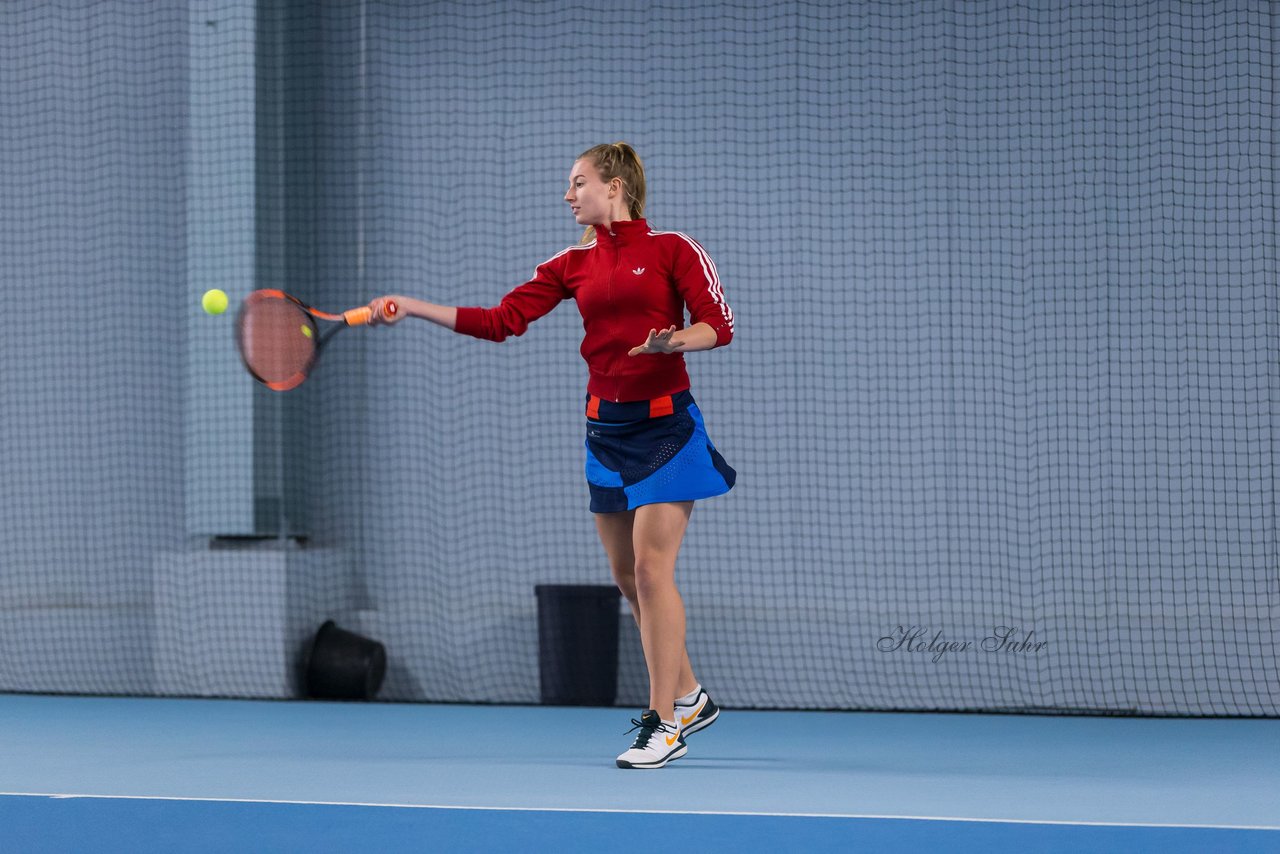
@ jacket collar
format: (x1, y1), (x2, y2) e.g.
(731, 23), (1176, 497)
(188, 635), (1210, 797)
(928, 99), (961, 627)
(594, 218), (648, 246)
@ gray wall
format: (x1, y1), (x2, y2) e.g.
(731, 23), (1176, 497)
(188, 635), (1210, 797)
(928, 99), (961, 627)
(0, 0), (1276, 714)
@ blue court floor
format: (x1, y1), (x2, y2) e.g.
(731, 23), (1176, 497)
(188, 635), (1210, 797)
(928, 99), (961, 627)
(0, 694), (1276, 852)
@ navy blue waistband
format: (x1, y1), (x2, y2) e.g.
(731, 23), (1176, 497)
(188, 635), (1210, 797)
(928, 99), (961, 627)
(585, 390), (694, 422)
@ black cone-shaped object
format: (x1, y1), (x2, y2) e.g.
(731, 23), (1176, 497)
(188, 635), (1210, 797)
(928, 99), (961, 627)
(305, 620), (387, 700)
(535, 585), (620, 706)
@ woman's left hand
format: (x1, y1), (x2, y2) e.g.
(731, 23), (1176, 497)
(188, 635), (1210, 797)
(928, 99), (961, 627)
(628, 326), (682, 356)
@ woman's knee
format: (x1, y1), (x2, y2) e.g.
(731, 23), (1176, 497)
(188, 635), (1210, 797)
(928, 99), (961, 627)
(632, 557), (676, 600)
(609, 562), (638, 602)
(614, 576), (638, 603)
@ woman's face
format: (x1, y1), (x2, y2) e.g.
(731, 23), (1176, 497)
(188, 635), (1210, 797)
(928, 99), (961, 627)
(564, 158), (615, 227)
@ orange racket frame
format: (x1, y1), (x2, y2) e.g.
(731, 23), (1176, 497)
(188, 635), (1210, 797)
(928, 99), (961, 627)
(236, 289), (397, 392)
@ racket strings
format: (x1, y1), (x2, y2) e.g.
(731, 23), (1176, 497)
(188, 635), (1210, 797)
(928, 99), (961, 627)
(237, 297), (318, 387)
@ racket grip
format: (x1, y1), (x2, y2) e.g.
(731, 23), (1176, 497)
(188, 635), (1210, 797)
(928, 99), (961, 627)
(343, 306), (374, 326)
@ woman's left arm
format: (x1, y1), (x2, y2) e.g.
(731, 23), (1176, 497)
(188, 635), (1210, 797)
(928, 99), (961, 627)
(628, 322), (718, 356)
(630, 236), (734, 357)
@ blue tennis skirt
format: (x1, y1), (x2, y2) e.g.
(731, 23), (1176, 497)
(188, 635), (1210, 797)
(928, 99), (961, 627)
(584, 390), (736, 513)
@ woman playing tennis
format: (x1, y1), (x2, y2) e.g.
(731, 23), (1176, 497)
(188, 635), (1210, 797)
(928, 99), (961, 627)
(367, 142), (735, 769)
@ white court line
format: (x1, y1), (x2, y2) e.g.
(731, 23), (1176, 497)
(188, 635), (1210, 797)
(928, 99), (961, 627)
(0, 792), (1276, 832)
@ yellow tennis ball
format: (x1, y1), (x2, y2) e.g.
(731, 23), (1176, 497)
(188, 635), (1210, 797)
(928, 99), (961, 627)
(202, 288), (228, 315)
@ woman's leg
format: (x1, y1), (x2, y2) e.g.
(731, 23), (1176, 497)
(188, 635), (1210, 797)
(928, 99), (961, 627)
(595, 507), (698, 715)
(629, 501), (694, 722)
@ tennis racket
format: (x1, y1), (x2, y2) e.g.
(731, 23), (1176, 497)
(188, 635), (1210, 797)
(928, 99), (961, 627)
(236, 289), (397, 391)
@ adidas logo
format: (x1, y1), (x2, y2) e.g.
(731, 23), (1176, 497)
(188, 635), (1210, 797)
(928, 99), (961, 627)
(632, 267), (645, 276)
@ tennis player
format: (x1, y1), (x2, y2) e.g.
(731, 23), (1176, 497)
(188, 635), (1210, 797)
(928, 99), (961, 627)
(367, 142), (734, 769)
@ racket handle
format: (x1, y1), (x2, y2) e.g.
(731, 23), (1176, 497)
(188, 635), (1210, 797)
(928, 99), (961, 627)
(343, 306), (373, 326)
(342, 301), (397, 326)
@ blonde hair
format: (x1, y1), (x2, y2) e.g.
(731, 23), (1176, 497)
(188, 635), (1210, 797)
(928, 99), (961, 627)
(577, 142), (646, 244)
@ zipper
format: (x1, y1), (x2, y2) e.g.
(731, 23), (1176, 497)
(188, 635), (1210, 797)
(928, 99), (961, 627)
(607, 237), (623, 401)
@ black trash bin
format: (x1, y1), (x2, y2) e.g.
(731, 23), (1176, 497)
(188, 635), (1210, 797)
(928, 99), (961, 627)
(304, 620), (387, 700)
(535, 584), (620, 706)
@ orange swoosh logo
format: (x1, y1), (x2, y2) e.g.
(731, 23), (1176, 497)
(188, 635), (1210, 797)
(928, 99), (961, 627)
(666, 732), (679, 746)
(679, 699), (707, 727)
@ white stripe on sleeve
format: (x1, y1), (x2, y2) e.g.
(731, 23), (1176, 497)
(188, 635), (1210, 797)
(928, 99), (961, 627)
(651, 231), (734, 331)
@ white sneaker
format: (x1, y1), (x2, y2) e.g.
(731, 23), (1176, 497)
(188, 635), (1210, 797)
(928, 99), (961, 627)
(615, 710), (686, 769)
(675, 687), (720, 736)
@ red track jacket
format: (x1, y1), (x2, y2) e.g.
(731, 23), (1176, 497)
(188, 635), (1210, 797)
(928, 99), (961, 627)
(454, 219), (734, 403)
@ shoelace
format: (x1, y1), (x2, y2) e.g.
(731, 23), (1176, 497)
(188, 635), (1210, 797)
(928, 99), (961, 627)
(624, 716), (674, 749)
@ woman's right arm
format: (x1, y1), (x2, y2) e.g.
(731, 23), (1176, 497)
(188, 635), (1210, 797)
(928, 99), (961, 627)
(367, 295), (456, 330)
(367, 248), (573, 340)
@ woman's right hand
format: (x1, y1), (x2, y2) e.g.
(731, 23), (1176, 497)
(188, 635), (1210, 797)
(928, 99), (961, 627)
(366, 296), (405, 326)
